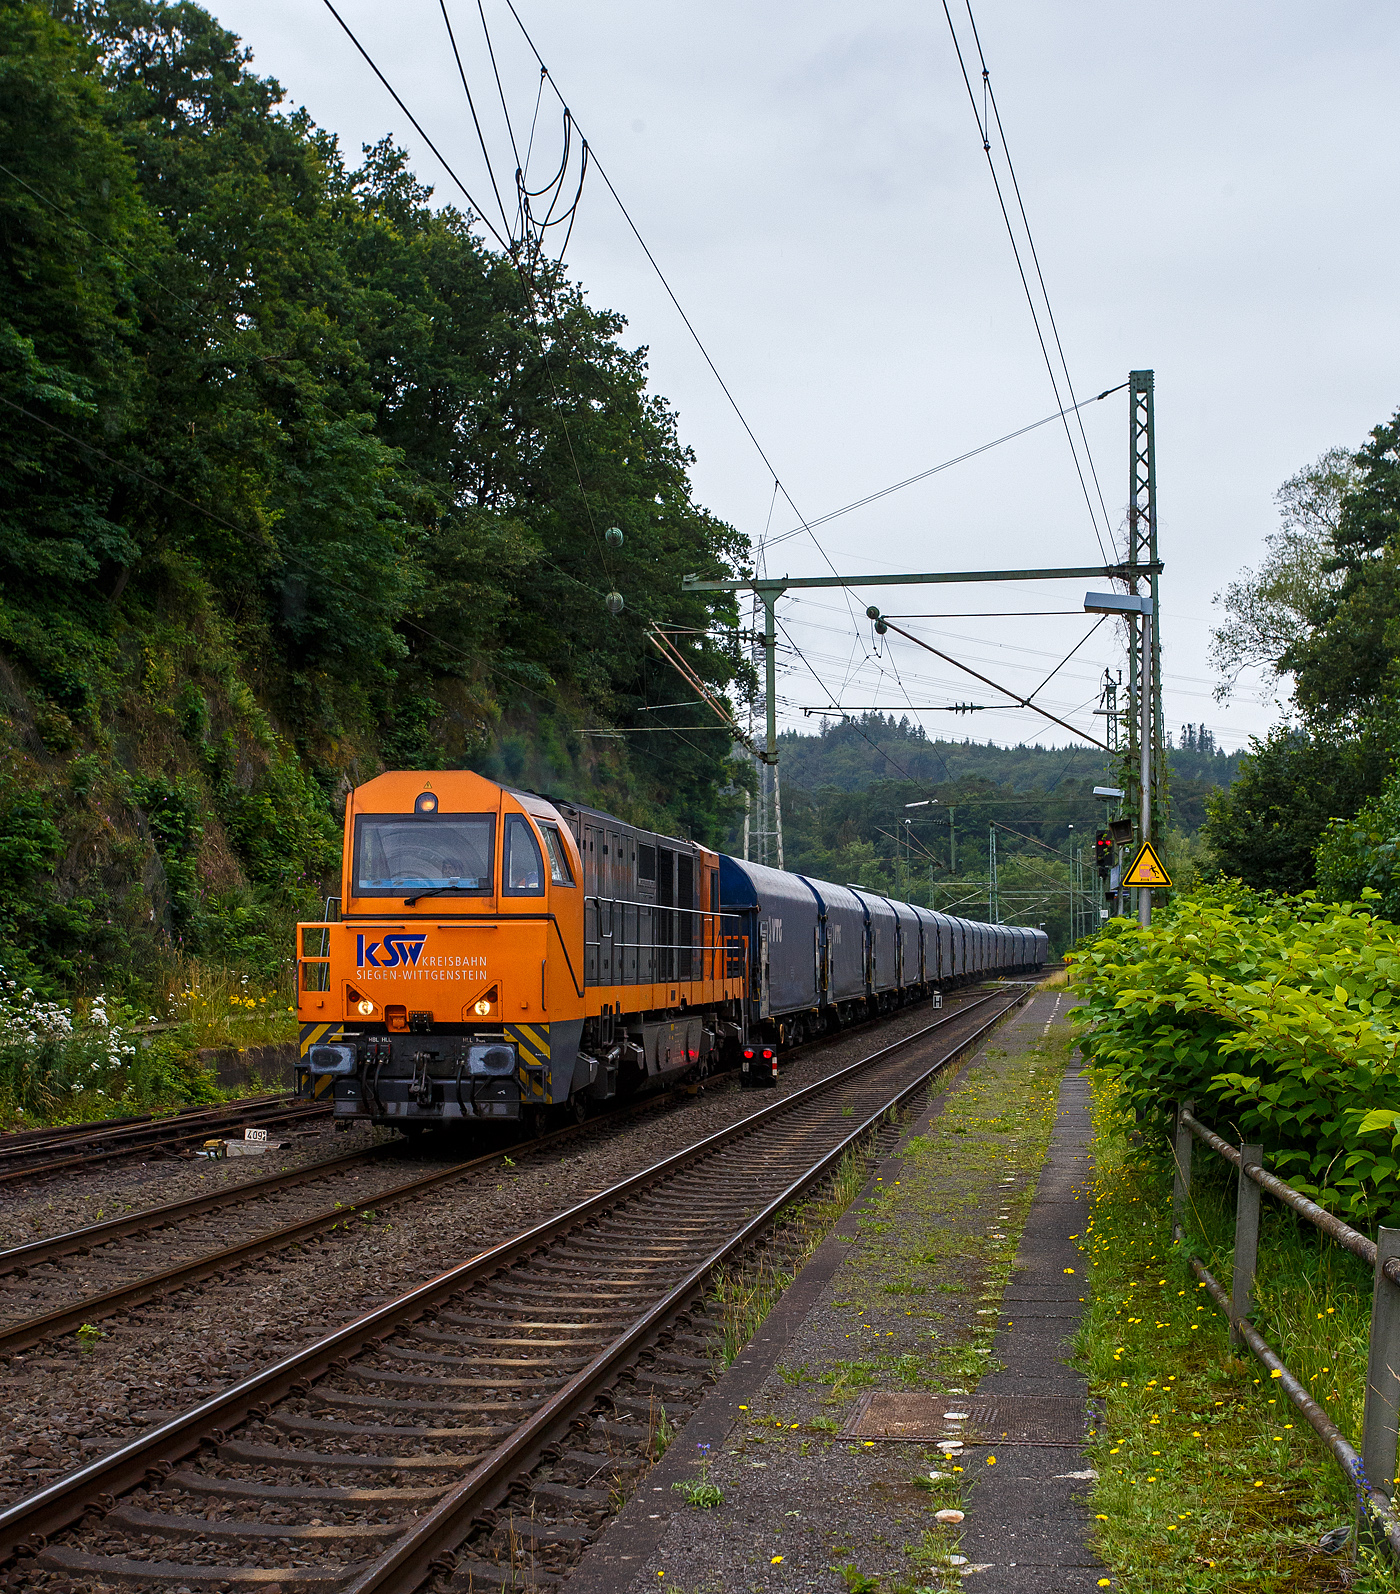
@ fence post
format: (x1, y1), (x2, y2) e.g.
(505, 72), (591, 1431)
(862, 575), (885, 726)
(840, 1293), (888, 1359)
(1361, 1227), (1400, 1525)
(1172, 1100), (1194, 1241)
(1230, 1144), (1263, 1351)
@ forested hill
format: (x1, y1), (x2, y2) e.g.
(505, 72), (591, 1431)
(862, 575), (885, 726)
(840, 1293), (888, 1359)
(777, 716), (1242, 807)
(740, 717), (1243, 952)
(0, 0), (747, 995)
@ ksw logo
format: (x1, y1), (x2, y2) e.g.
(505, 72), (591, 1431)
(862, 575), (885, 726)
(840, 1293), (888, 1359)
(356, 933), (427, 969)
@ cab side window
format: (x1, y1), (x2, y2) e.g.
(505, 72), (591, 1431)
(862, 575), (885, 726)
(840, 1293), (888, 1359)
(541, 825), (575, 886)
(503, 815), (545, 895)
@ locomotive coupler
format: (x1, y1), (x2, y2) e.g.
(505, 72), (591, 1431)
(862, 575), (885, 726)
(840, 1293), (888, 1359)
(411, 1051), (438, 1107)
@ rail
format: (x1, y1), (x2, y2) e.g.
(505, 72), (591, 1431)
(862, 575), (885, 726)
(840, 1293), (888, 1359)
(0, 1096), (329, 1186)
(1174, 1103), (1400, 1553)
(0, 985), (1029, 1580)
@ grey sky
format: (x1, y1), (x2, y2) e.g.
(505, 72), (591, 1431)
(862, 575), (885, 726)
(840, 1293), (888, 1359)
(216, 0), (1400, 756)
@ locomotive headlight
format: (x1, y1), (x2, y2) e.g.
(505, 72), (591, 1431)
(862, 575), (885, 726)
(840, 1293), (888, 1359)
(474, 998), (493, 1016)
(357, 998), (375, 1016)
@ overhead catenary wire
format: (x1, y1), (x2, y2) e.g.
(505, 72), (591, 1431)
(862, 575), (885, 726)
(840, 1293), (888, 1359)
(490, 0), (877, 662)
(323, 8), (1214, 765)
(960, 1), (1117, 549)
(877, 615), (1107, 750)
(319, 0), (511, 254)
(425, 4), (619, 586)
(332, 3), (1137, 771)
(763, 383), (1126, 549)
(476, 0), (524, 173)
(886, 611), (1083, 619)
(939, 0), (1112, 565)
(437, 0), (513, 240)
(774, 615), (956, 787)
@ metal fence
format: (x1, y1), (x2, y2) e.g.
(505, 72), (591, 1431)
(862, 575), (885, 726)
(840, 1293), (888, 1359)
(1172, 1101), (1400, 1553)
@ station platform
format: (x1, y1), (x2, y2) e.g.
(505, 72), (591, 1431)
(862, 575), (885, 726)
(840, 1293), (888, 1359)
(568, 986), (1109, 1592)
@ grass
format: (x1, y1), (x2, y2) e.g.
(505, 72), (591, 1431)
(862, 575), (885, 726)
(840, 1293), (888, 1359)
(1077, 1070), (1394, 1592)
(713, 1253), (800, 1367)
(672, 1477), (724, 1508)
(164, 956), (297, 1051)
(646, 1398), (676, 1460)
(672, 1439), (725, 1509)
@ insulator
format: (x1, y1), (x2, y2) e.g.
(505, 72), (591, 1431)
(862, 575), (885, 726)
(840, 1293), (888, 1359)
(605, 591), (624, 616)
(605, 526), (624, 548)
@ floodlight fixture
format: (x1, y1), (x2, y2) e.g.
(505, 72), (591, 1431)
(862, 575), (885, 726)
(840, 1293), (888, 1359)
(1093, 785), (1125, 800)
(1084, 592), (1152, 615)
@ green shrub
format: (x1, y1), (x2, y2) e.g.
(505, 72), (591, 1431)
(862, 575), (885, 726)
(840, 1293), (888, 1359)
(1316, 768), (1400, 919)
(1070, 884), (1400, 1224)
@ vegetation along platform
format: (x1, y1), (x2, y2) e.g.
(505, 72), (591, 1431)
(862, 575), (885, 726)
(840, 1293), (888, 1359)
(567, 985), (1105, 1593)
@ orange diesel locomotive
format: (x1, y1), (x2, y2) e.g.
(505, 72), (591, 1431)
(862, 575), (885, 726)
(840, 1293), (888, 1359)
(296, 770), (745, 1130)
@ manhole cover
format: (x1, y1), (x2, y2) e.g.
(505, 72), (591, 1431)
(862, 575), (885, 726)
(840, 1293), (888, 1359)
(844, 1391), (1088, 1444)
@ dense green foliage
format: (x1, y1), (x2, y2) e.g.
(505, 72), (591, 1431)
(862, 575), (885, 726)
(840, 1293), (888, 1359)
(1283, 413), (1400, 726)
(1315, 766), (1400, 920)
(1201, 725), (1388, 894)
(0, 0), (747, 995)
(1204, 414), (1400, 898)
(1071, 886), (1400, 1224)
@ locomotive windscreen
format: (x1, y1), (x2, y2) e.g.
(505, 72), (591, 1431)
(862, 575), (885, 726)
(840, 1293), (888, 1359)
(353, 814), (495, 894)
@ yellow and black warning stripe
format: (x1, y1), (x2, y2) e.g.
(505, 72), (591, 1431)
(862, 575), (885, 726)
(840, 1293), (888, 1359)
(299, 1022), (346, 1098)
(506, 1023), (551, 1099)
(299, 1021), (345, 1057)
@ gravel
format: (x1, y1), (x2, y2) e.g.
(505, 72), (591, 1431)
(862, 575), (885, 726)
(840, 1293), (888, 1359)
(0, 994), (992, 1510)
(0, 1120), (392, 1250)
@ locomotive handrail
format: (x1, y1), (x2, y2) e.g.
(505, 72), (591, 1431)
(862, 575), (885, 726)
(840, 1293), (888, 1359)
(583, 895), (743, 981)
(582, 895), (742, 922)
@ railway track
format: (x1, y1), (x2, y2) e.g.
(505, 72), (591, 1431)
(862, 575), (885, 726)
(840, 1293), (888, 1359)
(0, 982), (1030, 1592)
(0, 1088), (704, 1357)
(0, 988), (1000, 1360)
(0, 1096), (334, 1187)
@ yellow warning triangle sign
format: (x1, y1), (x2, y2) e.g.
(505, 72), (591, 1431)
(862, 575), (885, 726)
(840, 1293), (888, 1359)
(1123, 840), (1172, 889)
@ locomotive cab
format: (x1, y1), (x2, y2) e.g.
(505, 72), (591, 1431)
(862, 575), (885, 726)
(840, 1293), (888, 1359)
(297, 771), (587, 1128)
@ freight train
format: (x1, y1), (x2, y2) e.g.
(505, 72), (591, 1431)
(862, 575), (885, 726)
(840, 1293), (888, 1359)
(296, 770), (1048, 1129)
